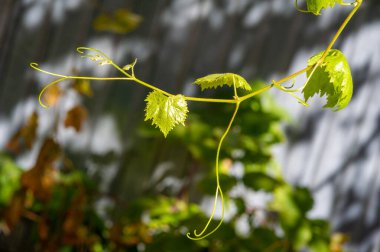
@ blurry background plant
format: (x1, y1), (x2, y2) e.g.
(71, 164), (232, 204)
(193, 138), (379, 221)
(0, 0), (379, 252)
(0, 79), (334, 251)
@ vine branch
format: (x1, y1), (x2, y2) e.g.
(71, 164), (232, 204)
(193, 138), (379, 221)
(30, 0), (362, 240)
(187, 102), (240, 240)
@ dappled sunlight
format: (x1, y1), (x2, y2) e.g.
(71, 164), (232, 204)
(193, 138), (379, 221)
(0, 0), (379, 251)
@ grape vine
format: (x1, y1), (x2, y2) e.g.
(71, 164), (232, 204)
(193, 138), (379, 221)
(31, 0), (362, 240)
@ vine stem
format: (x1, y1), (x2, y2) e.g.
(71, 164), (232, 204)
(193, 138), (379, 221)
(32, 52), (310, 107)
(34, 0), (361, 109)
(38, 77), (67, 108)
(187, 102), (240, 240)
(318, 0), (362, 64)
(185, 0), (362, 240)
(32, 64), (135, 108)
(301, 0), (362, 94)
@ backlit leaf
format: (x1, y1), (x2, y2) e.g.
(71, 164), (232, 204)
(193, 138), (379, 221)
(145, 91), (189, 137)
(72, 79), (93, 97)
(303, 49), (353, 111)
(306, 0), (343, 15)
(330, 233), (349, 252)
(271, 185), (301, 228)
(294, 221), (313, 250)
(64, 105), (88, 132)
(42, 84), (61, 107)
(93, 9), (142, 34)
(0, 155), (22, 206)
(310, 239), (330, 252)
(194, 73), (252, 91)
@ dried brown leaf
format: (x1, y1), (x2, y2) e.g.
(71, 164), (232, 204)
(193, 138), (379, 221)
(21, 138), (60, 201)
(6, 112), (38, 152)
(64, 105), (88, 132)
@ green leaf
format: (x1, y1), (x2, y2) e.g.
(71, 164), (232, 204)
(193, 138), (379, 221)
(194, 73), (252, 91)
(294, 221), (313, 250)
(199, 174), (237, 195)
(122, 58), (137, 71)
(144, 91), (189, 137)
(271, 185), (301, 229)
(0, 155), (22, 206)
(303, 49), (353, 111)
(293, 186), (314, 213)
(306, 0), (343, 15)
(93, 9), (142, 34)
(310, 239), (330, 252)
(310, 219), (330, 238)
(250, 228), (283, 250)
(242, 172), (282, 192)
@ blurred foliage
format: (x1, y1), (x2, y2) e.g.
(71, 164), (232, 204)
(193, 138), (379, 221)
(0, 78), (342, 251)
(6, 112), (38, 153)
(93, 9), (142, 34)
(0, 155), (22, 207)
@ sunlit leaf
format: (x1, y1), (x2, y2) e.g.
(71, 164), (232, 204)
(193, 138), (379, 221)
(194, 73), (252, 91)
(64, 105), (88, 132)
(42, 84), (61, 107)
(93, 9), (142, 34)
(72, 79), (93, 97)
(310, 239), (330, 252)
(144, 91), (188, 137)
(306, 0), (343, 15)
(330, 233), (349, 252)
(0, 155), (22, 206)
(303, 49), (353, 111)
(271, 185), (301, 228)
(294, 221), (313, 250)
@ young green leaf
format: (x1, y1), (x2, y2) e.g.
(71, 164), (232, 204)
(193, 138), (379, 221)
(122, 58), (137, 71)
(194, 73), (252, 91)
(145, 91), (189, 137)
(306, 0), (343, 15)
(302, 49), (353, 111)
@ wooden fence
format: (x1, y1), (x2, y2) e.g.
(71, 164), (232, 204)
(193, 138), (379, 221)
(1, 0), (380, 251)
